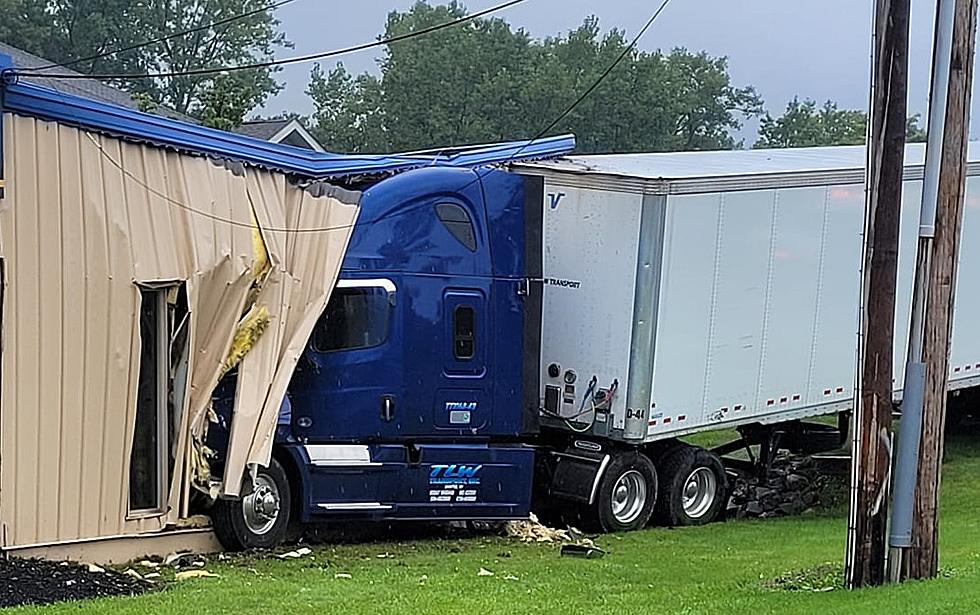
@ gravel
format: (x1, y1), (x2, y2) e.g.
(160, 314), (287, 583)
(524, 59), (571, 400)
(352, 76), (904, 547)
(0, 557), (151, 608)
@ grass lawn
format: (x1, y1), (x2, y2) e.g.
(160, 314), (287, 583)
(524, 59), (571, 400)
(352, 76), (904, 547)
(10, 429), (980, 615)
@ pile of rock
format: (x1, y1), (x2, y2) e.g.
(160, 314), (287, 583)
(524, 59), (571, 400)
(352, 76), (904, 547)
(728, 455), (827, 518)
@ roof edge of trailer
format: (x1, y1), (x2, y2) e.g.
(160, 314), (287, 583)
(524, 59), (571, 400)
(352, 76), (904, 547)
(512, 143), (980, 195)
(0, 57), (575, 180)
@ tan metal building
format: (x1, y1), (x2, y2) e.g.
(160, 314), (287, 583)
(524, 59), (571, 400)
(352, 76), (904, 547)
(0, 66), (370, 561)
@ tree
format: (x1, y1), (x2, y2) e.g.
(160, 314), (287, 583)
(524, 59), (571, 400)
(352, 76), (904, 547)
(0, 0), (289, 128)
(755, 97), (928, 148)
(307, 64), (386, 153)
(308, 2), (762, 154)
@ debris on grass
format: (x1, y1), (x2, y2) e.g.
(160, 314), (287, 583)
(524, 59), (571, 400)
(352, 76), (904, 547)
(560, 544), (606, 559)
(334, 573), (353, 579)
(477, 567), (495, 577)
(122, 569), (144, 581)
(164, 551), (190, 566)
(763, 563), (844, 592)
(278, 547), (312, 559)
(503, 513), (571, 543)
(174, 570), (219, 582)
(0, 557), (150, 608)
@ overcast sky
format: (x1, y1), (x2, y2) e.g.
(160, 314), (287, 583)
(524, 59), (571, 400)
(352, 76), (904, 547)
(263, 0), (980, 140)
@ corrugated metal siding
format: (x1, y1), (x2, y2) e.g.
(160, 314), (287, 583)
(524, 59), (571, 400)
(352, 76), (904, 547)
(0, 113), (359, 548)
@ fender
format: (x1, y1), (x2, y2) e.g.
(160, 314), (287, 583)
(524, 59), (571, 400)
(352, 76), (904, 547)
(543, 441), (611, 505)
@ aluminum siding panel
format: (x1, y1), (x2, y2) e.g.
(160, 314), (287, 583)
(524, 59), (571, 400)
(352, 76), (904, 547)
(0, 112), (360, 548)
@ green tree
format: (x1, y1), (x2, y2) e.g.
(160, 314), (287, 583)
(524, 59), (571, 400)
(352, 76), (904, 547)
(756, 97), (928, 148)
(0, 0), (289, 128)
(308, 2), (762, 154)
(307, 64), (387, 153)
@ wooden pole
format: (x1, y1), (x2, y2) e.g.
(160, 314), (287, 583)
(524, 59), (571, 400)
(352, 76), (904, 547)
(845, 0), (910, 589)
(903, 0), (978, 580)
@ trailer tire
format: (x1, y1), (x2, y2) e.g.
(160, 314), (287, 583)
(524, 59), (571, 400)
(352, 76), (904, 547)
(212, 459), (291, 551)
(654, 446), (727, 527)
(587, 451), (657, 533)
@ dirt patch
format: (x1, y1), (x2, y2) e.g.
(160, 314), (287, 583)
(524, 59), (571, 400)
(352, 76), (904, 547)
(0, 557), (151, 608)
(763, 562), (844, 592)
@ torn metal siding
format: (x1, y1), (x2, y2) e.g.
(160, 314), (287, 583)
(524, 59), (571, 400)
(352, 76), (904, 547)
(0, 112), (359, 548)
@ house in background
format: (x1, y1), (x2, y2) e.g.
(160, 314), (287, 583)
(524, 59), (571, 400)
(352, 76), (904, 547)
(0, 41), (194, 122)
(0, 41), (325, 151)
(234, 118), (325, 152)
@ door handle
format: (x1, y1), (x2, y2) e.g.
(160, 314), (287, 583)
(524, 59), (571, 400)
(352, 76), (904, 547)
(381, 395), (396, 422)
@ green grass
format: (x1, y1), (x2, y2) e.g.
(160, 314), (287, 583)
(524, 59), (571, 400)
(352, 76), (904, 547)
(11, 429), (980, 615)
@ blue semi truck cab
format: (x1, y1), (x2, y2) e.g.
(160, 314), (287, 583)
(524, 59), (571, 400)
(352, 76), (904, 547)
(210, 166), (549, 549)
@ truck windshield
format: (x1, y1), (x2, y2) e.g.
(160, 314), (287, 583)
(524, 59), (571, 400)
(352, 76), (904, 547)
(312, 286), (392, 352)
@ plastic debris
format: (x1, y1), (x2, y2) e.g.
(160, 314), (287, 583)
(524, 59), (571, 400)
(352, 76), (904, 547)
(560, 544), (606, 559)
(278, 547), (312, 559)
(477, 568), (494, 577)
(334, 573), (352, 580)
(84, 563), (105, 574)
(504, 575), (519, 581)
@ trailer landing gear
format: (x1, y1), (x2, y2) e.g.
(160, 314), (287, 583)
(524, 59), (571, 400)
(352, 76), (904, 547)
(212, 459), (292, 551)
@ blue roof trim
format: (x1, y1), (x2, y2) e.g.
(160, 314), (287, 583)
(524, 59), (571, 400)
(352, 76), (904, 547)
(0, 55), (574, 180)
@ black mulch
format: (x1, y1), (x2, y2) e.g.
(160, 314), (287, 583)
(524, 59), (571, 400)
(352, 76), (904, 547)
(0, 557), (151, 609)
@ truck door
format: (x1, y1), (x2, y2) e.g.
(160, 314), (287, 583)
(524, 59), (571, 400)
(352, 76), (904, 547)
(289, 278), (403, 441)
(433, 289), (491, 432)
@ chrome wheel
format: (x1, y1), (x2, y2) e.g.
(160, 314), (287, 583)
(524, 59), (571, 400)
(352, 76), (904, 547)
(611, 470), (648, 525)
(242, 474), (281, 536)
(682, 467), (718, 519)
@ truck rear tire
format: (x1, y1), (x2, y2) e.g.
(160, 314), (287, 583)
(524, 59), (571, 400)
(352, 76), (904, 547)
(654, 446), (727, 527)
(587, 451), (657, 533)
(212, 459), (291, 551)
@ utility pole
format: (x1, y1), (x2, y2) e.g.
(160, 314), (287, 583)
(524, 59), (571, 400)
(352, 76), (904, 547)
(845, 0), (910, 589)
(897, 0), (978, 581)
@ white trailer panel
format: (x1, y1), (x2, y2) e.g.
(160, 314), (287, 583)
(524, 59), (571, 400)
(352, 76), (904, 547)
(520, 144), (980, 444)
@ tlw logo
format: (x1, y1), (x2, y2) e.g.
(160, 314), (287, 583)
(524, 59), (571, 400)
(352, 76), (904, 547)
(429, 464), (483, 485)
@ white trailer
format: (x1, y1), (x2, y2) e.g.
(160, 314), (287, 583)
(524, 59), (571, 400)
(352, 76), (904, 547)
(516, 144), (980, 530)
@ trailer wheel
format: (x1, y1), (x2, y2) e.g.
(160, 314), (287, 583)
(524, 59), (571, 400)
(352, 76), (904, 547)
(212, 459), (291, 551)
(655, 446), (727, 526)
(588, 451), (657, 533)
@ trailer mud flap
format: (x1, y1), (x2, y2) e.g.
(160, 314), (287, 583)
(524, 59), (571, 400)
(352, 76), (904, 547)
(546, 449), (610, 505)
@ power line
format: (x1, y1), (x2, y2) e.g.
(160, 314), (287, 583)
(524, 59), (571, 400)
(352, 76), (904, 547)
(28, 0), (299, 73)
(501, 0), (673, 163)
(13, 0), (530, 81)
(40, 0), (670, 236)
(85, 131), (377, 234)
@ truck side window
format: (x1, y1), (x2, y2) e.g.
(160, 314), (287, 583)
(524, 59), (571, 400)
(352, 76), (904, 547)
(313, 286), (392, 352)
(436, 202), (477, 252)
(454, 306), (476, 359)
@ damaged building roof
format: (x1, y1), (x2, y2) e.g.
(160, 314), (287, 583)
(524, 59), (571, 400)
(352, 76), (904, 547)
(0, 53), (575, 181)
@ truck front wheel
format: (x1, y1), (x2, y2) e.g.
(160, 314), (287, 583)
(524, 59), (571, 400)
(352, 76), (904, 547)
(212, 459), (291, 551)
(589, 451), (657, 533)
